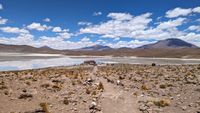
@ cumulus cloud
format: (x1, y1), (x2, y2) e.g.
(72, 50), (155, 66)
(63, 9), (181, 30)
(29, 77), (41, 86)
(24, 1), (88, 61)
(78, 21), (92, 26)
(0, 4), (3, 10)
(0, 27), (29, 34)
(192, 6), (200, 13)
(32, 36), (95, 49)
(57, 32), (72, 39)
(80, 12), (152, 38)
(52, 27), (62, 32)
(166, 6), (200, 18)
(157, 18), (186, 29)
(27, 22), (52, 31)
(0, 17), (8, 24)
(81, 37), (90, 42)
(43, 18), (51, 22)
(107, 40), (155, 48)
(188, 25), (200, 32)
(107, 13), (133, 20)
(93, 12), (102, 16)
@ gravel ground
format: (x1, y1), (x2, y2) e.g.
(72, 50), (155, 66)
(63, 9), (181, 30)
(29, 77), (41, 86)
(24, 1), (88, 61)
(0, 64), (200, 113)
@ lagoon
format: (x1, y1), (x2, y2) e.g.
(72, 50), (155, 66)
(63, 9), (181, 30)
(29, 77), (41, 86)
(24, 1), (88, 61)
(0, 53), (200, 71)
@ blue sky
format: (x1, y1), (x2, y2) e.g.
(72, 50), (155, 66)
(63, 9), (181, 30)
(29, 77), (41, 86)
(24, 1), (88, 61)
(0, 0), (200, 49)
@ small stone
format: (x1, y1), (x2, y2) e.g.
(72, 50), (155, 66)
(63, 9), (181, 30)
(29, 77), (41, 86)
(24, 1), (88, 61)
(89, 101), (97, 109)
(181, 106), (187, 111)
(139, 104), (148, 111)
(117, 80), (121, 85)
(18, 93), (33, 99)
(152, 63), (156, 66)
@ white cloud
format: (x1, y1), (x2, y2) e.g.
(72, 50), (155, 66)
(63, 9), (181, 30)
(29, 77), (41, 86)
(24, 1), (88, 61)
(157, 18), (186, 29)
(192, 6), (200, 13)
(107, 40), (155, 48)
(93, 12), (102, 16)
(166, 6), (200, 18)
(0, 17), (8, 24)
(188, 25), (200, 32)
(43, 18), (51, 22)
(27, 22), (52, 31)
(0, 27), (29, 34)
(81, 37), (90, 42)
(52, 27), (62, 32)
(107, 13), (133, 20)
(0, 4), (3, 10)
(58, 32), (72, 39)
(79, 12), (193, 42)
(78, 21), (92, 26)
(32, 36), (95, 49)
(0, 33), (34, 46)
(80, 12), (152, 38)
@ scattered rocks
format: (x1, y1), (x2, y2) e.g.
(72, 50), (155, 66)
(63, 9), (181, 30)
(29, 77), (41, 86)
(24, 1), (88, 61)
(18, 93), (33, 99)
(83, 60), (97, 66)
(153, 99), (171, 107)
(63, 97), (69, 105)
(0, 64), (200, 113)
(152, 63), (156, 66)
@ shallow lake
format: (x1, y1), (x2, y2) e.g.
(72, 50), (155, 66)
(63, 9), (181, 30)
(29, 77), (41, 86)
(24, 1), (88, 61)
(0, 53), (200, 71)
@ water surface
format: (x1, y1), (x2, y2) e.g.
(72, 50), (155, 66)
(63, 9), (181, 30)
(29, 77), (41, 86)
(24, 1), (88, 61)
(0, 53), (200, 71)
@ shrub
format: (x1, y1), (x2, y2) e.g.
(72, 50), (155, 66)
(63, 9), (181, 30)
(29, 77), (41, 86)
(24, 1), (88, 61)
(40, 102), (50, 113)
(153, 99), (170, 107)
(97, 82), (104, 91)
(141, 84), (149, 90)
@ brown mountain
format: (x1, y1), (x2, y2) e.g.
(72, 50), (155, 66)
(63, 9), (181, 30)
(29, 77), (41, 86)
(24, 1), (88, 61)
(137, 38), (198, 49)
(0, 44), (60, 53)
(0, 38), (200, 58)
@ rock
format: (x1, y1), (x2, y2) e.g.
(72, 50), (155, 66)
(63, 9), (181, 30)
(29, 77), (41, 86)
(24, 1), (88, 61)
(18, 93), (33, 99)
(63, 97), (69, 105)
(139, 104), (148, 111)
(181, 106), (187, 111)
(152, 63), (156, 66)
(117, 80), (121, 85)
(89, 101), (97, 109)
(24, 109), (45, 113)
(83, 60), (97, 66)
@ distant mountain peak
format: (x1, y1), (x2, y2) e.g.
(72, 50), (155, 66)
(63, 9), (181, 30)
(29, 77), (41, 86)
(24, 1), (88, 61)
(80, 44), (112, 51)
(39, 46), (52, 49)
(138, 38), (198, 49)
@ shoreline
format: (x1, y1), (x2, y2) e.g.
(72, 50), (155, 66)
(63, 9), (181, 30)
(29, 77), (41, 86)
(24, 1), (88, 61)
(0, 62), (199, 72)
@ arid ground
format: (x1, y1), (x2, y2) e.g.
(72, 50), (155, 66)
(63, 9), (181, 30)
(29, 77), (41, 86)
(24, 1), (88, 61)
(0, 64), (200, 113)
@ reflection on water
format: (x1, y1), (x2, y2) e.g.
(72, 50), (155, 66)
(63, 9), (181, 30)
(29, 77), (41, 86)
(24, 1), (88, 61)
(0, 55), (200, 71)
(0, 57), (85, 71)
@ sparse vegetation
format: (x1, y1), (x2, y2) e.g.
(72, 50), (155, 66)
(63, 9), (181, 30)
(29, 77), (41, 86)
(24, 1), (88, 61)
(40, 102), (50, 113)
(0, 64), (199, 113)
(153, 99), (171, 107)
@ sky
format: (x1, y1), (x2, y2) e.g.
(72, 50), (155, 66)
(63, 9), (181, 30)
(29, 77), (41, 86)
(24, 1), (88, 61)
(0, 0), (200, 49)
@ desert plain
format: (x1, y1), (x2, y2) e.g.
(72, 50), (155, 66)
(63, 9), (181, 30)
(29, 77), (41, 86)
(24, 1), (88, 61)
(0, 63), (200, 113)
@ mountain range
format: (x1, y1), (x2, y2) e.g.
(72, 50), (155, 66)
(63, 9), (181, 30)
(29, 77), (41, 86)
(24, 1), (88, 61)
(0, 38), (200, 58)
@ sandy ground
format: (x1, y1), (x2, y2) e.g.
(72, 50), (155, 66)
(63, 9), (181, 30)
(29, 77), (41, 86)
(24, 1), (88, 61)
(0, 64), (200, 113)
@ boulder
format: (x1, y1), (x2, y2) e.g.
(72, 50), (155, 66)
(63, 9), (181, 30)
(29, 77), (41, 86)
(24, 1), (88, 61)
(83, 60), (97, 66)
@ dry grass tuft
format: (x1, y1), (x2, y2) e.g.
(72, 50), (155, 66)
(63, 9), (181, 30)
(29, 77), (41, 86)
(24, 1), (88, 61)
(40, 102), (50, 113)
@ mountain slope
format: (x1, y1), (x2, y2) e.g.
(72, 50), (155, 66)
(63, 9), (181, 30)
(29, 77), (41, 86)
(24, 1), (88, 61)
(79, 45), (112, 51)
(0, 44), (59, 53)
(138, 38), (198, 49)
